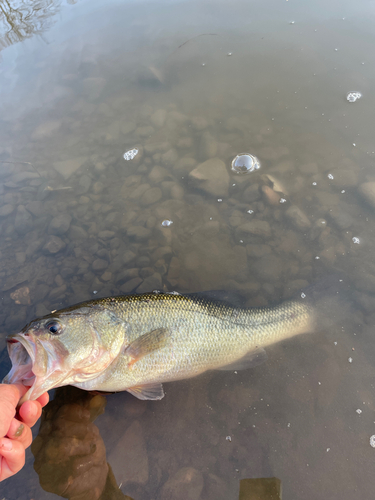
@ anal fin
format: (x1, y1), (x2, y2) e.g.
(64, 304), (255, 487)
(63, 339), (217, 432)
(127, 383), (165, 400)
(218, 347), (267, 371)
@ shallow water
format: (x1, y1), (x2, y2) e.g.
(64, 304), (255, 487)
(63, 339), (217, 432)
(1, 0), (375, 498)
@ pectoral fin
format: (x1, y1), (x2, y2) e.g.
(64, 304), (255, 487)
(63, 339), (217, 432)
(218, 347), (267, 371)
(124, 327), (169, 367)
(127, 383), (165, 400)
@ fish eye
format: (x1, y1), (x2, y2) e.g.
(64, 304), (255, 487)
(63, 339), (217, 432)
(46, 321), (62, 335)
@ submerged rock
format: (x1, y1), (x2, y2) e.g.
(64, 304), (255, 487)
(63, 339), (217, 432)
(285, 205), (311, 230)
(109, 421), (148, 486)
(159, 467), (204, 500)
(359, 182), (375, 209)
(189, 158), (229, 197)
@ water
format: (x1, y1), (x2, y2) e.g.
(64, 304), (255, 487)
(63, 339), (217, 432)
(1, 0), (375, 498)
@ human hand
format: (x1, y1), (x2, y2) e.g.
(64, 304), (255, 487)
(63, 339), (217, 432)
(0, 383), (49, 481)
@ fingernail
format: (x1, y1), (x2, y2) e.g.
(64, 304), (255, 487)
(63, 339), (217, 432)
(1, 439), (13, 451)
(15, 424), (24, 437)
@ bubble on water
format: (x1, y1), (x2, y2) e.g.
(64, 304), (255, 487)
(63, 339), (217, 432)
(346, 91), (362, 103)
(301, 292), (306, 298)
(370, 435), (375, 447)
(231, 153), (261, 174)
(201, 62), (206, 66)
(226, 436), (232, 442)
(315, 256), (320, 260)
(123, 148), (138, 160)
(348, 357), (353, 363)
(356, 409), (362, 414)
(352, 237), (360, 244)
(227, 52), (233, 56)
(289, 20), (295, 24)
(328, 173), (334, 179)
(161, 220), (173, 227)
(279, 198), (287, 204)
(341, 190), (346, 194)
(326, 448), (330, 452)
(217, 198), (223, 202)
(93, 290), (98, 294)
(247, 209), (254, 214)
(312, 182), (317, 186)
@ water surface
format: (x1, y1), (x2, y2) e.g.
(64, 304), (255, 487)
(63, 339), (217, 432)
(1, 0), (375, 498)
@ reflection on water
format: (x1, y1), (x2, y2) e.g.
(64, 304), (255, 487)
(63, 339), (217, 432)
(0, 0), (62, 51)
(32, 387), (133, 500)
(1, 0), (375, 498)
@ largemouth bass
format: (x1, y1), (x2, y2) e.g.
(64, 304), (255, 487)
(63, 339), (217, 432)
(3, 291), (317, 403)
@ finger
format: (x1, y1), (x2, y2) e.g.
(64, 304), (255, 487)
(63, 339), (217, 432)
(18, 400), (42, 429)
(6, 418), (32, 449)
(0, 385), (27, 437)
(0, 438), (25, 482)
(36, 392), (49, 408)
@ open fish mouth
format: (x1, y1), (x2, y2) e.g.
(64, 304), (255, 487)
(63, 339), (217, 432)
(3, 336), (38, 395)
(3, 333), (75, 403)
(2, 333), (56, 403)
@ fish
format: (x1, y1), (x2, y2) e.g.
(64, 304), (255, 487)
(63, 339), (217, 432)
(2, 288), (332, 404)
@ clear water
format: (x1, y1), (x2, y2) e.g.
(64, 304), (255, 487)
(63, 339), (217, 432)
(1, 0), (375, 498)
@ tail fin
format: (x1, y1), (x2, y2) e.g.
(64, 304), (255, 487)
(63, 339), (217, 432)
(300, 274), (352, 332)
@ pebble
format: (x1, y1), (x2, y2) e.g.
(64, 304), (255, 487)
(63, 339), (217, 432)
(101, 271), (112, 281)
(327, 206), (355, 229)
(173, 157), (197, 175)
(92, 259), (108, 272)
(148, 166), (170, 184)
(160, 149), (178, 168)
(120, 277), (143, 293)
(236, 220), (272, 239)
(242, 184), (261, 203)
(53, 156), (87, 180)
(0, 204), (15, 217)
(11, 172), (40, 183)
(127, 226), (151, 241)
(136, 273), (162, 293)
(150, 109), (167, 128)
(189, 158), (229, 197)
(25, 201), (44, 217)
(359, 182), (375, 209)
(43, 236), (66, 254)
(31, 120), (61, 140)
(109, 421), (149, 486)
(159, 467), (204, 500)
(123, 250), (137, 265)
(285, 205), (311, 230)
(14, 206), (33, 233)
(98, 230), (115, 240)
(77, 174), (91, 194)
(48, 214), (72, 235)
(199, 131), (218, 160)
